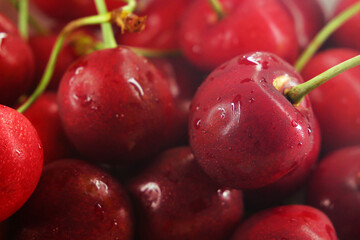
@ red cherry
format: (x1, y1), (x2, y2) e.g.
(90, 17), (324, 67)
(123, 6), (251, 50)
(189, 52), (319, 189)
(0, 105), (43, 222)
(179, 0), (298, 71)
(13, 159), (133, 240)
(301, 48), (360, 153)
(230, 205), (337, 240)
(23, 92), (76, 164)
(307, 146), (360, 240)
(58, 47), (175, 165)
(0, 13), (34, 106)
(127, 147), (243, 240)
(332, 0), (360, 50)
(30, 0), (126, 21)
(118, 0), (192, 49)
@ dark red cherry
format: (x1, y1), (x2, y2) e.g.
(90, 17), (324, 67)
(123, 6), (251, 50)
(280, 0), (325, 50)
(23, 92), (76, 164)
(301, 48), (360, 154)
(13, 159), (133, 240)
(307, 146), (360, 240)
(230, 205), (337, 240)
(127, 147), (243, 240)
(58, 47), (175, 165)
(118, 0), (192, 49)
(0, 13), (34, 106)
(189, 52), (319, 189)
(30, 0), (126, 21)
(332, 0), (360, 50)
(0, 105), (43, 222)
(179, 0), (298, 71)
(29, 31), (96, 90)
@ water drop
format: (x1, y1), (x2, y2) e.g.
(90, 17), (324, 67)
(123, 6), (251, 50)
(307, 126), (312, 135)
(291, 120), (299, 127)
(241, 78), (253, 83)
(216, 96), (222, 101)
(94, 203), (105, 219)
(194, 119), (201, 129)
(249, 97), (255, 103)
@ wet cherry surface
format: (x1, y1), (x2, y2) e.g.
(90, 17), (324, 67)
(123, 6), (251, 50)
(0, 13), (34, 106)
(179, 0), (298, 71)
(230, 205), (337, 240)
(13, 159), (133, 240)
(307, 146), (360, 240)
(301, 48), (360, 154)
(58, 47), (175, 165)
(127, 147), (243, 240)
(0, 105), (43, 222)
(189, 52), (319, 189)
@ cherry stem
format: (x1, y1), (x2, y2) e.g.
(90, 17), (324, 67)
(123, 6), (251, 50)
(17, 12), (113, 113)
(208, 0), (225, 19)
(18, 0), (29, 39)
(94, 0), (117, 48)
(295, 1), (360, 72)
(121, 0), (136, 13)
(286, 55), (360, 105)
(126, 46), (181, 57)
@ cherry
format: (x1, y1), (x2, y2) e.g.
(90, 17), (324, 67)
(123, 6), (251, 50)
(12, 159), (133, 240)
(301, 48), (360, 153)
(23, 92), (76, 164)
(0, 105), (43, 222)
(126, 146), (243, 240)
(29, 30), (97, 90)
(332, 0), (360, 50)
(306, 146), (360, 240)
(0, 13), (34, 106)
(189, 52), (319, 189)
(230, 205), (337, 239)
(58, 47), (175, 165)
(118, 0), (192, 49)
(179, 0), (298, 71)
(30, 0), (126, 21)
(279, 0), (325, 50)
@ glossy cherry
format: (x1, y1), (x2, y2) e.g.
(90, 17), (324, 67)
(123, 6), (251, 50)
(58, 47), (175, 165)
(189, 52), (319, 189)
(332, 0), (360, 50)
(29, 31), (97, 90)
(127, 146), (243, 240)
(179, 0), (298, 71)
(307, 146), (360, 240)
(23, 92), (76, 164)
(13, 159), (133, 240)
(301, 48), (360, 153)
(230, 205), (337, 239)
(30, 0), (126, 21)
(118, 0), (192, 49)
(0, 13), (34, 106)
(0, 105), (43, 222)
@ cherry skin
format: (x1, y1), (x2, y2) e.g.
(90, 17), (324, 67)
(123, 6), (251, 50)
(12, 159), (133, 239)
(301, 48), (360, 154)
(29, 31), (96, 90)
(306, 146), (360, 240)
(30, 0), (126, 21)
(279, 0), (325, 50)
(58, 47), (175, 165)
(230, 205), (337, 239)
(332, 0), (360, 51)
(23, 92), (76, 164)
(118, 0), (192, 49)
(126, 147), (244, 240)
(0, 13), (34, 106)
(189, 52), (319, 189)
(0, 105), (43, 222)
(179, 0), (298, 71)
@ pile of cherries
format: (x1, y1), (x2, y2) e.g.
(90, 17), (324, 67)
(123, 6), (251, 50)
(1, 0), (360, 239)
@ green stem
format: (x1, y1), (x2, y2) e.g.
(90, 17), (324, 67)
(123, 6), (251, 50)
(17, 13), (113, 113)
(208, 0), (225, 19)
(18, 0), (28, 39)
(287, 55), (360, 105)
(94, 0), (117, 48)
(295, 1), (360, 72)
(122, 0), (137, 13)
(127, 46), (181, 57)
